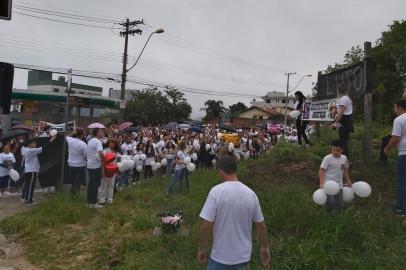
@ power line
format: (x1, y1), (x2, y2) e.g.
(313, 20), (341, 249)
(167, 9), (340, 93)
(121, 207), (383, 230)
(14, 4), (118, 24)
(15, 1), (122, 21)
(14, 11), (120, 29)
(11, 63), (262, 98)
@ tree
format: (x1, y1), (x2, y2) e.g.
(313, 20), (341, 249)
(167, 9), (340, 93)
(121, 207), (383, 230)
(323, 20), (406, 124)
(202, 100), (225, 120)
(228, 102), (247, 118)
(124, 87), (192, 125)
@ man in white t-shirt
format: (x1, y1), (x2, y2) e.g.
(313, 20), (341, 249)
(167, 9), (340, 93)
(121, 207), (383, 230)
(0, 144), (16, 196)
(384, 100), (406, 216)
(86, 128), (105, 209)
(66, 130), (87, 195)
(197, 155), (270, 269)
(319, 140), (352, 213)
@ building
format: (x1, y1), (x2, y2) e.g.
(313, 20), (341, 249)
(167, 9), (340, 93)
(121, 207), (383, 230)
(28, 70), (103, 96)
(2, 71), (119, 130)
(108, 88), (138, 100)
(250, 91), (296, 109)
(231, 106), (280, 127)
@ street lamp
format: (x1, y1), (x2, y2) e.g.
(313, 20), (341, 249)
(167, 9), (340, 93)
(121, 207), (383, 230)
(284, 74), (312, 127)
(119, 28), (164, 120)
(127, 28), (164, 73)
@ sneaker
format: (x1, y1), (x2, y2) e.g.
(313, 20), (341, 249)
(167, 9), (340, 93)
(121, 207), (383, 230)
(94, 203), (103, 209)
(98, 200), (106, 205)
(106, 199), (113, 204)
(25, 201), (37, 206)
(394, 209), (405, 217)
(2, 191), (12, 197)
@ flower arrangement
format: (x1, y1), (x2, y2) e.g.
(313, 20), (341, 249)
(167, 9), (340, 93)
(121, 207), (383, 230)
(157, 210), (183, 234)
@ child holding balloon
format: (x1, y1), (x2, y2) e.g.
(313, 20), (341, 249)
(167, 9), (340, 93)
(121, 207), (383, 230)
(319, 140), (352, 212)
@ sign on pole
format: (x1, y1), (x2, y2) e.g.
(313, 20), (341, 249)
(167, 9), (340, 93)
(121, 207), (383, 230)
(302, 99), (336, 122)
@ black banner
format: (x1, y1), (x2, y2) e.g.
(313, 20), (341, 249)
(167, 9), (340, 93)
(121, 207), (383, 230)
(317, 62), (365, 100)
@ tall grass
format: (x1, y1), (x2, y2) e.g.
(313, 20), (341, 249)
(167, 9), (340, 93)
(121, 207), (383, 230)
(1, 128), (406, 269)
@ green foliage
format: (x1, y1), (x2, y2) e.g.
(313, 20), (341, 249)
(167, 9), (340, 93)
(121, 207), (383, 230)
(124, 86), (192, 125)
(228, 102), (248, 119)
(202, 100), (225, 120)
(324, 20), (406, 125)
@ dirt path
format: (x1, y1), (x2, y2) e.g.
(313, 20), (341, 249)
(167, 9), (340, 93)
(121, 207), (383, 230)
(0, 193), (47, 270)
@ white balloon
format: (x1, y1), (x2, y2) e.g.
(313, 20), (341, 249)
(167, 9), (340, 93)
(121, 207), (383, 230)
(156, 162), (162, 168)
(140, 154), (147, 160)
(160, 158), (168, 166)
(205, 144), (211, 151)
(122, 160), (131, 171)
(228, 145), (234, 152)
(121, 155), (130, 161)
(9, 169), (20, 181)
(191, 153), (198, 161)
(49, 129), (58, 136)
(343, 187), (355, 202)
(212, 159), (216, 165)
(151, 164), (158, 171)
(184, 157), (191, 165)
(217, 133), (222, 139)
(127, 160), (135, 169)
(118, 162), (126, 173)
(133, 154), (140, 161)
(289, 110), (301, 119)
(229, 143), (234, 148)
(313, 189), (327, 205)
(150, 161), (156, 167)
(352, 181), (372, 198)
(323, 181), (340, 196)
(136, 165), (143, 172)
(187, 163), (196, 172)
(244, 151), (250, 160)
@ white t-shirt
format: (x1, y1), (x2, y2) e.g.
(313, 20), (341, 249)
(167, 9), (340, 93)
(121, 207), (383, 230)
(199, 181), (264, 265)
(175, 151), (186, 170)
(24, 147), (42, 173)
(66, 136), (87, 167)
(0, 152), (16, 177)
(337, 96), (353, 115)
(87, 138), (103, 169)
(392, 113), (406, 156)
(121, 143), (133, 156)
(320, 154), (349, 189)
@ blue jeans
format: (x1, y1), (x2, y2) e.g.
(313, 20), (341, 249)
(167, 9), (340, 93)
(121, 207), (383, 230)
(208, 257), (248, 270)
(396, 155), (406, 211)
(167, 168), (186, 194)
(326, 189), (343, 213)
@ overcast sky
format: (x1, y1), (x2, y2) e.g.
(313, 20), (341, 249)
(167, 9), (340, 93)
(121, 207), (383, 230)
(1, 0), (405, 119)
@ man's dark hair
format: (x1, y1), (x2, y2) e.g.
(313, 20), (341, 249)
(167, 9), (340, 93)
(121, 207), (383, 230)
(92, 128), (99, 137)
(331, 139), (343, 148)
(26, 138), (36, 146)
(217, 155), (237, 174)
(395, 100), (406, 110)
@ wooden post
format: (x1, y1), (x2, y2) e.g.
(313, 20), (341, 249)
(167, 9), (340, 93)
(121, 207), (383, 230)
(363, 42), (373, 162)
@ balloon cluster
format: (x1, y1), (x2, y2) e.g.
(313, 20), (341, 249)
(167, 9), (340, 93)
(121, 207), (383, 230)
(313, 181), (372, 206)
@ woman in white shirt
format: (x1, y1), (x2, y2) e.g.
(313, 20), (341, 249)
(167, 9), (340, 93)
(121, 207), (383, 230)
(0, 144), (16, 197)
(162, 141), (176, 178)
(330, 83), (354, 157)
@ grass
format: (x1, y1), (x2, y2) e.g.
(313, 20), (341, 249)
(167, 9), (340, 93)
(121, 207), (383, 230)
(1, 126), (406, 269)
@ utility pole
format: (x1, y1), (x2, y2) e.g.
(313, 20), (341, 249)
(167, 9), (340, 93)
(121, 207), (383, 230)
(119, 19), (143, 121)
(284, 72), (296, 127)
(58, 68), (72, 191)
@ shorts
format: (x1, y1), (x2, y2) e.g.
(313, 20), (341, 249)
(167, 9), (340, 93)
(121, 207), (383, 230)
(0, 175), (10, 189)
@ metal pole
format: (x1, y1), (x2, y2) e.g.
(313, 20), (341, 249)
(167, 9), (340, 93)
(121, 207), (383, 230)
(284, 72), (296, 127)
(58, 68), (72, 191)
(119, 19), (130, 122)
(363, 41), (373, 162)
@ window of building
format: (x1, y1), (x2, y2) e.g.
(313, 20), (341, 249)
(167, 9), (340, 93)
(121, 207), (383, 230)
(266, 99), (270, 103)
(53, 88), (59, 93)
(258, 115), (264, 120)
